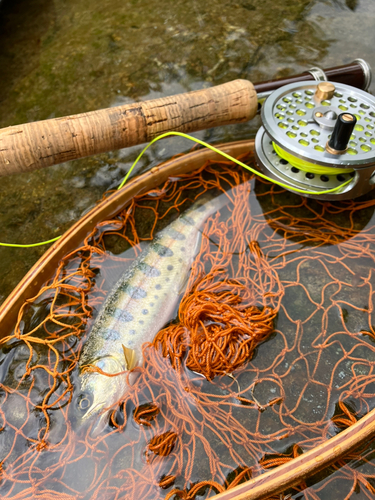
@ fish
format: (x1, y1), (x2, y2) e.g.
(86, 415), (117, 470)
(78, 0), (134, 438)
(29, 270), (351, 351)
(72, 193), (227, 436)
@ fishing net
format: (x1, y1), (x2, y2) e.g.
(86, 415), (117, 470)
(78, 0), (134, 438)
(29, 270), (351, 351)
(2, 151), (375, 499)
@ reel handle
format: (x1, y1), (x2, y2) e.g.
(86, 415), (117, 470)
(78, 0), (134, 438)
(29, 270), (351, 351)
(0, 80), (257, 176)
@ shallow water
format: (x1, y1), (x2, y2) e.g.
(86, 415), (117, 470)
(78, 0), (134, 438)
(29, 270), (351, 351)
(2, 0), (375, 498)
(1, 165), (375, 499)
(1, 0), (375, 303)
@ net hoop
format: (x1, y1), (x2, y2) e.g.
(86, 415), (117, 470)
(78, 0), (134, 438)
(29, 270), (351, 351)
(0, 138), (375, 500)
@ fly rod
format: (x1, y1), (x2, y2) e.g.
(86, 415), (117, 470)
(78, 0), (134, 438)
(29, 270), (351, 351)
(0, 59), (371, 177)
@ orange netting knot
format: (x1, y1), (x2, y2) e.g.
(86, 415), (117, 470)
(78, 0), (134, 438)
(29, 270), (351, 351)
(134, 403), (160, 426)
(148, 431), (178, 458)
(331, 401), (358, 429)
(224, 466), (253, 489)
(159, 475), (177, 489)
(36, 440), (48, 452)
(260, 445), (303, 470)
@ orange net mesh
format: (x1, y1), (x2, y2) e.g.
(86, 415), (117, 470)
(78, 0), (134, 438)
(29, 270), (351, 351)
(1, 152), (375, 499)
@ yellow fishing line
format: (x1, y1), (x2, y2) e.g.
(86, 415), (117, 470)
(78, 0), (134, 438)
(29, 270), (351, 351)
(0, 132), (352, 248)
(0, 237), (61, 248)
(272, 142), (354, 176)
(117, 132), (352, 193)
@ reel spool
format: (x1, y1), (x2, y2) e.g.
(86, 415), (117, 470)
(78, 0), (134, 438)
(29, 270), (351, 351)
(255, 81), (375, 200)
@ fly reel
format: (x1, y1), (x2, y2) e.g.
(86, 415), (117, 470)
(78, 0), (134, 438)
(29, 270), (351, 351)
(255, 80), (375, 200)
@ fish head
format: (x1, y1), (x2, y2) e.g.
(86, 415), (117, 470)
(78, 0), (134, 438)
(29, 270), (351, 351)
(72, 356), (126, 437)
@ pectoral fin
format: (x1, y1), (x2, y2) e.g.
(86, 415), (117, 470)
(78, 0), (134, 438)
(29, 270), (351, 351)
(122, 344), (137, 370)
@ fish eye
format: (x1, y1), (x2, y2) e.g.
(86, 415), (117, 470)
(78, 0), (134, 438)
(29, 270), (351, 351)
(77, 393), (92, 411)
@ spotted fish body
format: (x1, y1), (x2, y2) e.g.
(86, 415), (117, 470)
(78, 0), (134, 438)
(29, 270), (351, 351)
(74, 194), (224, 435)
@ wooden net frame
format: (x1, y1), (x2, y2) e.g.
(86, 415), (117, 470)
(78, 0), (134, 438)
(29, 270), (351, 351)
(1, 141), (375, 500)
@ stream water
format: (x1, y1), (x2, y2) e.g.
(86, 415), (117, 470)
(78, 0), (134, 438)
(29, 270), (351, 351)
(1, 0), (375, 498)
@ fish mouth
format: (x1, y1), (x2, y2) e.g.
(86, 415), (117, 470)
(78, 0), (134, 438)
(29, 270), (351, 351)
(70, 403), (112, 438)
(88, 409), (112, 438)
(81, 399), (118, 438)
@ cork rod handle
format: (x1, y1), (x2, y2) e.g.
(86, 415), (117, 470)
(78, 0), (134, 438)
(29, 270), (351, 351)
(0, 79), (257, 176)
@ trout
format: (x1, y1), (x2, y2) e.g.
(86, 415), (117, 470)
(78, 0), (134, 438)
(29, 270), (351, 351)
(72, 194), (225, 436)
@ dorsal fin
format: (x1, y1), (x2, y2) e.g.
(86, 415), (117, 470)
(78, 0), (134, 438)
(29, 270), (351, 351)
(122, 344), (137, 370)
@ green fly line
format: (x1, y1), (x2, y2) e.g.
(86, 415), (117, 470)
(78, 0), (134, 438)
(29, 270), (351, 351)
(0, 131), (352, 248)
(272, 142), (354, 176)
(0, 237), (61, 248)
